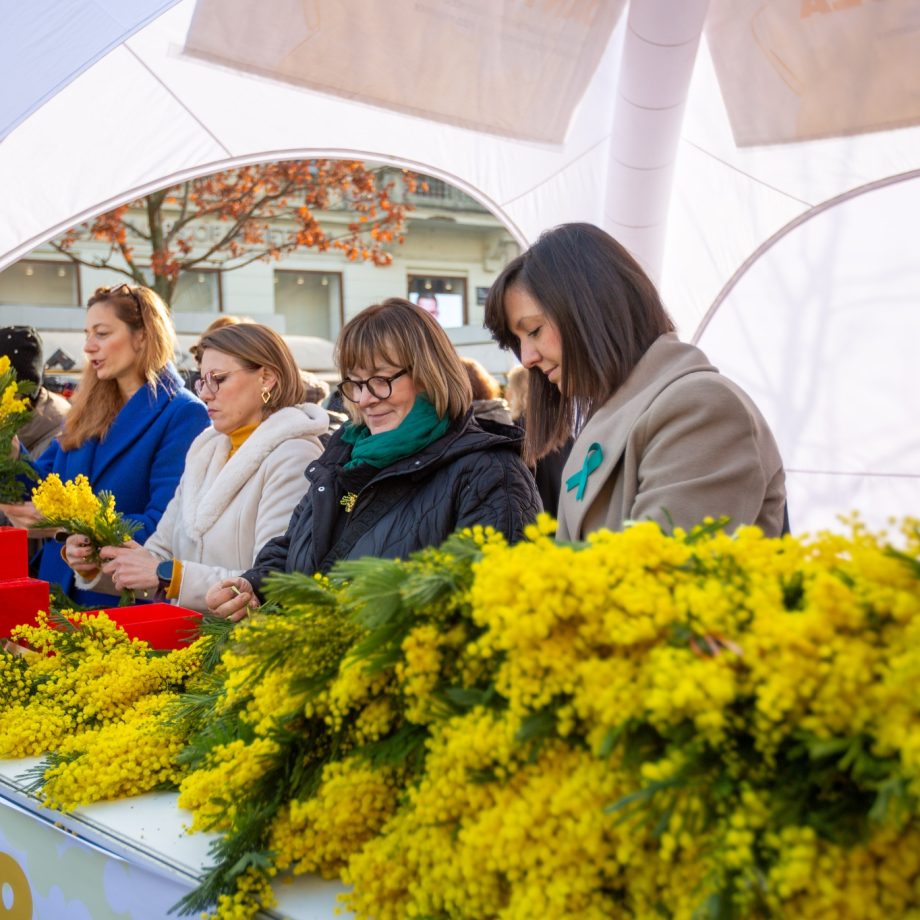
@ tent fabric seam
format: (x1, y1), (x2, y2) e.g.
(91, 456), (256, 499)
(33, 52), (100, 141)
(681, 139), (815, 208)
(627, 23), (701, 49)
(125, 44), (231, 156)
(691, 168), (920, 344)
(498, 134), (612, 207)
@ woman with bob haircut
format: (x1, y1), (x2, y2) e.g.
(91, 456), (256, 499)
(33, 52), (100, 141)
(0, 283), (209, 607)
(485, 223), (786, 540)
(206, 297), (540, 621)
(62, 323), (329, 613)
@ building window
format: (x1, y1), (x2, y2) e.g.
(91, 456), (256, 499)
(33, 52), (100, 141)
(274, 270), (344, 340)
(415, 177), (450, 200)
(408, 276), (467, 328)
(170, 270), (222, 312)
(0, 259), (79, 306)
(406, 173), (487, 212)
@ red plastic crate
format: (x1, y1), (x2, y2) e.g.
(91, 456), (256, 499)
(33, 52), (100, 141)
(97, 602), (202, 650)
(0, 577), (51, 637)
(0, 526), (29, 581)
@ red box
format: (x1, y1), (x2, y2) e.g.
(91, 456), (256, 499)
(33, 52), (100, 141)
(98, 602), (202, 650)
(0, 577), (51, 637)
(0, 527), (29, 581)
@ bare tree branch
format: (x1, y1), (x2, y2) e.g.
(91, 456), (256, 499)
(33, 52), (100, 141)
(49, 242), (139, 283)
(50, 160), (417, 306)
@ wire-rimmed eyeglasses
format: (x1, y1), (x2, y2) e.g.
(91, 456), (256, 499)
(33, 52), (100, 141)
(337, 369), (408, 402)
(194, 369), (247, 397)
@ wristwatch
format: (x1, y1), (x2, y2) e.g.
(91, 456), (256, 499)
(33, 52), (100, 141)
(156, 559), (175, 593)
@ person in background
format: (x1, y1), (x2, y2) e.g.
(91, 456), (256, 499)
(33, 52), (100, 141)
(0, 326), (73, 573)
(0, 326), (71, 458)
(460, 356), (514, 426)
(504, 363), (572, 519)
(503, 363), (529, 425)
(303, 370), (347, 443)
(206, 297), (541, 621)
(417, 291), (439, 320)
(188, 315), (252, 364)
(63, 324), (328, 612)
(301, 369), (329, 406)
(485, 223), (786, 540)
(0, 284), (210, 607)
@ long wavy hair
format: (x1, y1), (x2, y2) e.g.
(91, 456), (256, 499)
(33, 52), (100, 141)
(484, 223), (674, 464)
(336, 298), (472, 424)
(59, 284), (176, 450)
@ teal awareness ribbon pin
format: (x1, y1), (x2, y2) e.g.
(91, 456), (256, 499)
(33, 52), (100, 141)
(565, 442), (603, 501)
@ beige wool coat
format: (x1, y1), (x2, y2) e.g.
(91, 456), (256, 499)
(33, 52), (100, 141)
(556, 334), (785, 541)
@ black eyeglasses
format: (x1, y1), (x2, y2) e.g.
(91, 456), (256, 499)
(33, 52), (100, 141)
(194, 369), (247, 396)
(338, 369), (408, 402)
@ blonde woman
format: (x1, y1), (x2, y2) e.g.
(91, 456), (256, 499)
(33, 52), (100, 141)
(64, 324), (329, 613)
(0, 284), (209, 607)
(207, 298), (540, 621)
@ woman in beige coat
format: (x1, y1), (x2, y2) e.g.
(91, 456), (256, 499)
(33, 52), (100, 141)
(485, 223), (786, 540)
(63, 323), (328, 611)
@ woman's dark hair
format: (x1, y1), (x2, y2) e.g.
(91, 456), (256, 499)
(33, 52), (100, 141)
(484, 223), (674, 464)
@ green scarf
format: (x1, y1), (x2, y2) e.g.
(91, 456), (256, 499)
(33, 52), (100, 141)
(341, 394), (449, 470)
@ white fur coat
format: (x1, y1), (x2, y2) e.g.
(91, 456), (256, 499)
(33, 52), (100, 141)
(139, 403), (327, 611)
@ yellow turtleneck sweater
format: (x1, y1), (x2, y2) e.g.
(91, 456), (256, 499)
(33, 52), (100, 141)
(227, 422), (258, 458)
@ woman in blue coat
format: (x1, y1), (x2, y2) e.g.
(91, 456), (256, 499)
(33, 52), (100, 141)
(0, 283), (209, 607)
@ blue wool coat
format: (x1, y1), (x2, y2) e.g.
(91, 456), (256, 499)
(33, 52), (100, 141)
(30, 365), (210, 607)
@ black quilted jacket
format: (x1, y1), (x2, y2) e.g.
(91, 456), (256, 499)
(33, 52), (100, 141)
(243, 410), (541, 595)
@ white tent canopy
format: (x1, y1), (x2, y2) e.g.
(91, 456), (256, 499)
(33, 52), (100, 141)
(2, 0), (919, 534)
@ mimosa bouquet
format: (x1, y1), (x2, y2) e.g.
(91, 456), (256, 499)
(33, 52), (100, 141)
(0, 354), (38, 503)
(0, 607), (210, 804)
(32, 473), (141, 561)
(5, 516), (920, 919)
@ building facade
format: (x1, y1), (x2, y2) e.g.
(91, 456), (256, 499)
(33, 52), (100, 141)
(0, 170), (520, 379)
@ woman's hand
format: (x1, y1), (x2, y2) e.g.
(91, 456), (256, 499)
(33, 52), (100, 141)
(63, 534), (102, 577)
(206, 577), (258, 623)
(0, 501), (43, 529)
(9, 435), (21, 460)
(99, 540), (158, 592)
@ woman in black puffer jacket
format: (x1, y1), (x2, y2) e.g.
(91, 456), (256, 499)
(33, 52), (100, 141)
(206, 298), (541, 620)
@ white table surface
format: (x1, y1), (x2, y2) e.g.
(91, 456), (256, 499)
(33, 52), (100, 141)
(0, 757), (349, 919)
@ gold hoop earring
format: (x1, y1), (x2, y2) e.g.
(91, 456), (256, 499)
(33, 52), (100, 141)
(261, 388), (272, 405)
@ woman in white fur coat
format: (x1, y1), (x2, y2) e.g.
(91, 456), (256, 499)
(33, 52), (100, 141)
(63, 323), (328, 612)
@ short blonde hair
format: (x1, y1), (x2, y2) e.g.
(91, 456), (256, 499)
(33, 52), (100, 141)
(336, 298), (471, 423)
(190, 314), (253, 363)
(198, 323), (305, 415)
(504, 364), (530, 420)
